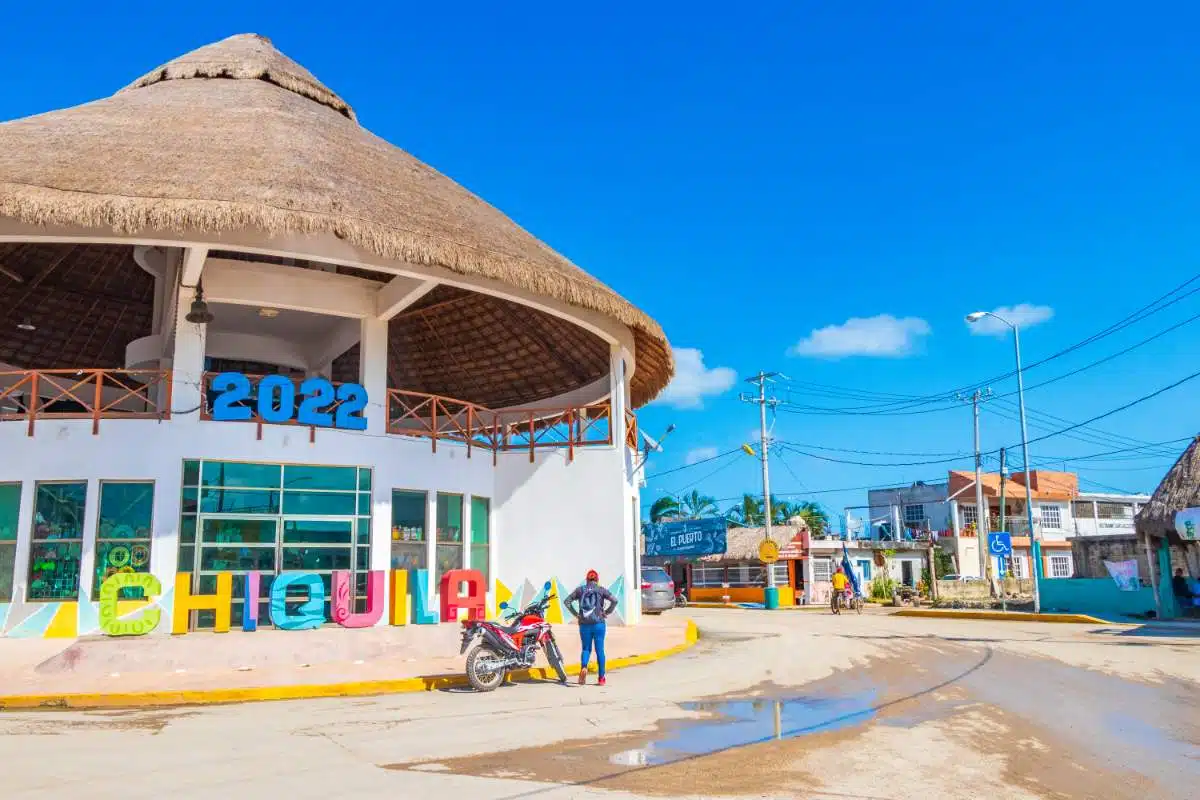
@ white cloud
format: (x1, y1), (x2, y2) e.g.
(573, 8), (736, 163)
(968, 304), (1055, 336)
(789, 315), (932, 358)
(685, 446), (719, 465)
(656, 347), (737, 409)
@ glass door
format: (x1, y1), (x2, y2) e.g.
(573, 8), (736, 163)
(195, 516), (278, 629)
(280, 517), (355, 622)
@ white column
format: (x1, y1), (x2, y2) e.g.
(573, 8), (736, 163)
(462, 494), (473, 571)
(148, 476), (180, 631)
(950, 501), (961, 536)
(359, 317), (389, 436)
(169, 284), (208, 425)
(609, 346), (627, 451)
(803, 556), (815, 605)
(426, 491), (438, 607)
(10, 480), (36, 603)
(77, 480), (100, 602)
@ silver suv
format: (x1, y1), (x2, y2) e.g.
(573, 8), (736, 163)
(640, 566), (675, 614)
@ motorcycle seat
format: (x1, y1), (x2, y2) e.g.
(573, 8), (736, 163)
(491, 619), (525, 635)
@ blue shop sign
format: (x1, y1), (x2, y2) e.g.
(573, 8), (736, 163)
(643, 517), (728, 557)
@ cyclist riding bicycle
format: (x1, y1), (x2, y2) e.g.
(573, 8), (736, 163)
(831, 566), (850, 612)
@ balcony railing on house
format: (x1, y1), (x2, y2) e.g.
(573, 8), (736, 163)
(0, 369), (171, 435)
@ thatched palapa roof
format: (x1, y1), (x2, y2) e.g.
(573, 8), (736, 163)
(701, 523), (808, 562)
(1136, 436), (1200, 540)
(0, 34), (672, 407)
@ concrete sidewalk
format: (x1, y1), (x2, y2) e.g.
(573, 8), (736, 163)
(0, 615), (694, 709)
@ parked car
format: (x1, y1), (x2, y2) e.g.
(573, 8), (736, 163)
(640, 566), (675, 614)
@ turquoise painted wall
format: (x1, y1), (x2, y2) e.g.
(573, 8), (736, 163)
(1038, 578), (1157, 619)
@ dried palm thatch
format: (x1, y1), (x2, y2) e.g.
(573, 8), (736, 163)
(1136, 436), (1200, 540)
(0, 34), (672, 406)
(700, 523), (808, 562)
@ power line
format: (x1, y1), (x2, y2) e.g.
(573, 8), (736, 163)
(774, 272), (1200, 416)
(643, 448), (741, 480)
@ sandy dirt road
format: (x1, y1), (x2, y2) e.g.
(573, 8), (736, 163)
(1, 609), (1196, 799)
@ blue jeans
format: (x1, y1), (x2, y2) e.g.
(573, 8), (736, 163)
(579, 622), (607, 676)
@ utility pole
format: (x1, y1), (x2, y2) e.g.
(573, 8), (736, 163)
(740, 372), (780, 609)
(959, 389), (993, 592)
(998, 447), (1008, 613)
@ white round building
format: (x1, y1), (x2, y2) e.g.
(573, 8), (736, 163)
(0, 34), (672, 638)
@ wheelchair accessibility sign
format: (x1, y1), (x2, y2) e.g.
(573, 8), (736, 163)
(988, 532), (1013, 557)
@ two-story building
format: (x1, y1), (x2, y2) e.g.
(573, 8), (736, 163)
(868, 471), (1149, 581)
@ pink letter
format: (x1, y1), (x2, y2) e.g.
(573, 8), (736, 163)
(331, 570), (385, 628)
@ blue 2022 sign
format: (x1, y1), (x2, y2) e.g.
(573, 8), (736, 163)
(210, 373), (368, 430)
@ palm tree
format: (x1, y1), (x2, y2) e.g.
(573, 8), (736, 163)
(649, 495), (681, 523)
(776, 500), (831, 536)
(677, 490), (719, 519)
(726, 494), (766, 527)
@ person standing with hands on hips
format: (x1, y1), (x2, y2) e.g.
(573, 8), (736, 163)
(566, 569), (618, 686)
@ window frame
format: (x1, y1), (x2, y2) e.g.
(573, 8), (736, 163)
(959, 503), (979, 526)
(1049, 554), (1073, 579)
(903, 504), (927, 525)
(468, 495), (490, 585)
(91, 480), (156, 600)
(813, 558), (832, 583)
(390, 487), (429, 572)
(1040, 504), (1064, 531)
(0, 481), (20, 603)
(27, 480), (89, 602)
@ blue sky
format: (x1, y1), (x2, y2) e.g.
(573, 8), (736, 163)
(4, 2), (1199, 521)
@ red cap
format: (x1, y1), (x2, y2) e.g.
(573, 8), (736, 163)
(586, 569), (599, 581)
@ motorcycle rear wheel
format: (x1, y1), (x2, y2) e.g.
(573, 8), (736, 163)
(545, 639), (568, 684)
(466, 645), (507, 692)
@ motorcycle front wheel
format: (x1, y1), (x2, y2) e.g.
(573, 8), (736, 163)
(466, 645), (507, 692)
(545, 638), (568, 684)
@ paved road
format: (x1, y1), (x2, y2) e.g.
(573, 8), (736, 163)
(1, 609), (1197, 799)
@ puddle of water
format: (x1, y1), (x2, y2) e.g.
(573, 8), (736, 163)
(609, 691), (878, 766)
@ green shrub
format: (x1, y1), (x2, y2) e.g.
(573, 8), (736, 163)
(869, 575), (896, 600)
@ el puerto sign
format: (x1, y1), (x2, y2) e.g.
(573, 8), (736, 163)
(95, 568), (487, 637)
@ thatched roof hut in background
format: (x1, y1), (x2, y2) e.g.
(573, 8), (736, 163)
(1136, 436), (1200, 543)
(700, 521), (809, 562)
(0, 33), (673, 407)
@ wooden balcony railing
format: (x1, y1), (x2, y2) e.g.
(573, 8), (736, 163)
(2, 368), (638, 459)
(0, 369), (171, 435)
(388, 389), (616, 462)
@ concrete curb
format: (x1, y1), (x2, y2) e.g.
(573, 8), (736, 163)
(687, 602), (884, 611)
(0, 620), (699, 711)
(892, 609), (1113, 625)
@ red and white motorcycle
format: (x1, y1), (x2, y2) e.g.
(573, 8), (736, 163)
(459, 581), (567, 691)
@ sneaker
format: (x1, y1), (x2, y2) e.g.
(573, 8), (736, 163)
(598, 676), (607, 687)
(578, 668), (588, 685)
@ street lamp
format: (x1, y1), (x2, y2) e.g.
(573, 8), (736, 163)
(966, 310), (1042, 613)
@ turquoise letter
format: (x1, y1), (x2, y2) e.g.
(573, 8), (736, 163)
(269, 573), (326, 630)
(411, 569), (439, 625)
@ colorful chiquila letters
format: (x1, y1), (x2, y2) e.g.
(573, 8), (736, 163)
(96, 568), (484, 636)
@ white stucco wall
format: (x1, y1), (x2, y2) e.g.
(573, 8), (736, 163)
(0, 415), (638, 631)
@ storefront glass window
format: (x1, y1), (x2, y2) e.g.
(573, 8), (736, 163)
(436, 493), (463, 580)
(283, 464), (357, 491)
(470, 496), (490, 584)
(93, 482), (154, 599)
(391, 490), (427, 570)
(201, 461), (281, 489)
(180, 460), (369, 630)
(28, 482), (87, 601)
(0, 483), (19, 601)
